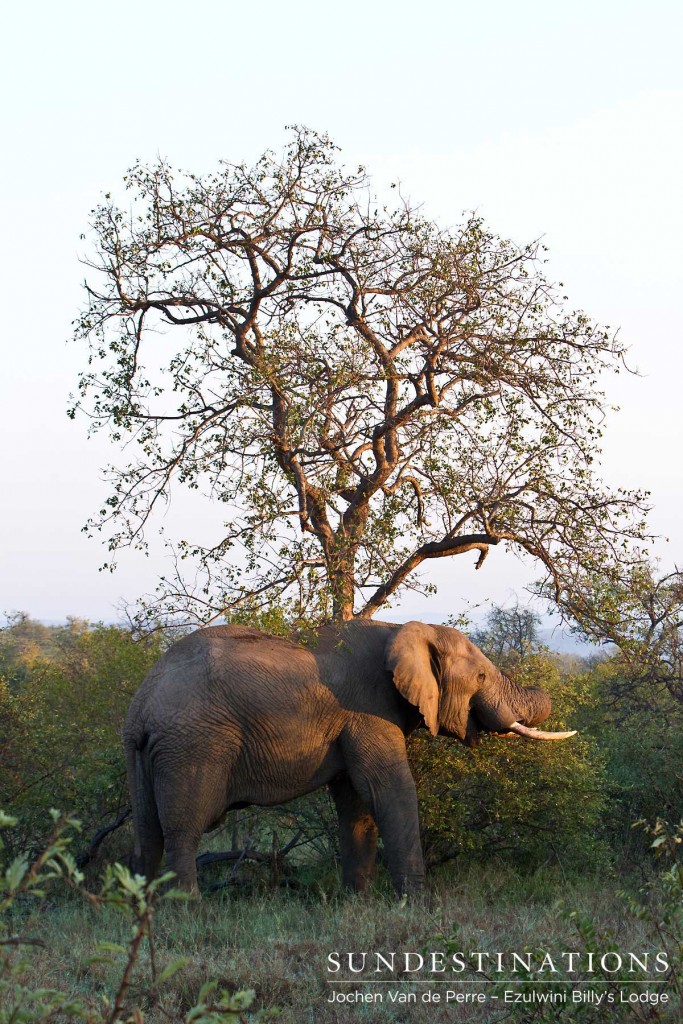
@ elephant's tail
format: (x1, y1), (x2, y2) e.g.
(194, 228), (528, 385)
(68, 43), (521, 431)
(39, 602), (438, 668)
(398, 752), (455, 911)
(124, 730), (163, 878)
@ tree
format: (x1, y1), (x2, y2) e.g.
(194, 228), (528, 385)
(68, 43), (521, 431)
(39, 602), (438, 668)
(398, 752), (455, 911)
(470, 603), (542, 663)
(72, 127), (649, 626)
(569, 565), (683, 709)
(0, 613), (56, 686)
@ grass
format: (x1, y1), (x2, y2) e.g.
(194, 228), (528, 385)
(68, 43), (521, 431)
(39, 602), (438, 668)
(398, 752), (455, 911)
(6, 860), (673, 1023)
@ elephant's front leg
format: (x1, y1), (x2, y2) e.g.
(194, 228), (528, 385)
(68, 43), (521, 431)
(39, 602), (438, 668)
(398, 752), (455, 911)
(329, 775), (378, 892)
(346, 741), (425, 897)
(372, 775), (425, 897)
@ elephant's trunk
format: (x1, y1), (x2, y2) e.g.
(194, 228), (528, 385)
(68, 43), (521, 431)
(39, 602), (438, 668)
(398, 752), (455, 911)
(509, 683), (551, 727)
(478, 674), (576, 741)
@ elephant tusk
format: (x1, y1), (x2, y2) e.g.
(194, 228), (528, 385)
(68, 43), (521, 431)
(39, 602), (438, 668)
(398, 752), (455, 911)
(507, 721), (577, 741)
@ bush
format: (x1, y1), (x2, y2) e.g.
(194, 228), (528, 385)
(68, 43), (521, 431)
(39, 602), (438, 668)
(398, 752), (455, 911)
(575, 655), (683, 865)
(490, 819), (683, 1022)
(0, 618), (164, 854)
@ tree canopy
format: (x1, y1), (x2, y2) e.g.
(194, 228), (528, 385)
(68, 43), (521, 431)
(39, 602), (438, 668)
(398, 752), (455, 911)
(72, 127), (650, 625)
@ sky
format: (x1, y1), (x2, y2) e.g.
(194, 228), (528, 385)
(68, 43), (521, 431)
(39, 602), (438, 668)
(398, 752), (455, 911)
(0, 0), (681, 628)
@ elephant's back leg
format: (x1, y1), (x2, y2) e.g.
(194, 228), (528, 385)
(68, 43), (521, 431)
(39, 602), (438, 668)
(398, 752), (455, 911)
(329, 775), (378, 892)
(152, 738), (236, 894)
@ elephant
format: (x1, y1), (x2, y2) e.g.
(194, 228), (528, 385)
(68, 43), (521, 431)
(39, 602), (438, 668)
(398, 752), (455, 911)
(124, 618), (575, 896)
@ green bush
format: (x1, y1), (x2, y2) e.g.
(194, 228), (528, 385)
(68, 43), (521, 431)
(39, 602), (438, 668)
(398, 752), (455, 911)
(574, 655), (683, 864)
(0, 619), (164, 853)
(489, 819), (683, 1022)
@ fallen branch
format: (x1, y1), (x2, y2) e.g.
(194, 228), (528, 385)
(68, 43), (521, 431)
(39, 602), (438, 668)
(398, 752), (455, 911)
(0, 936), (47, 948)
(196, 848), (269, 868)
(196, 829), (305, 872)
(76, 807), (131, 869)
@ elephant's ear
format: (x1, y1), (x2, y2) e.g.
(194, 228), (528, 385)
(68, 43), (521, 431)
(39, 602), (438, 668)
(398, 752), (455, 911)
(385, 621), (440, 737)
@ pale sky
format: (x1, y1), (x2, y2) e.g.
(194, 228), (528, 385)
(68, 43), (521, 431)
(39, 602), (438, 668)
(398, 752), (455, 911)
(1, 0), (681, 625)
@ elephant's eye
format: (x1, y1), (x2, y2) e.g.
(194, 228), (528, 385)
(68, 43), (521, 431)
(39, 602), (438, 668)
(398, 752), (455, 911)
(477, 671), (486, 683)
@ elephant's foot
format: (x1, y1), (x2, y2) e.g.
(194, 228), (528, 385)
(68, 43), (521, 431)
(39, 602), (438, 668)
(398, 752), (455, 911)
(163, 835), (200, 894)
(392, 872), (426, 901)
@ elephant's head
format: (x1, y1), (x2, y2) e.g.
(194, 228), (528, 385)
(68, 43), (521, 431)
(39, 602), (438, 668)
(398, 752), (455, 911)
(385, 621), (575, 746)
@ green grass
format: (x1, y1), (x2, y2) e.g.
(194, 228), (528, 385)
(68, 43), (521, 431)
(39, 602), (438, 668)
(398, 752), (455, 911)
(8, 861), (674, 1023)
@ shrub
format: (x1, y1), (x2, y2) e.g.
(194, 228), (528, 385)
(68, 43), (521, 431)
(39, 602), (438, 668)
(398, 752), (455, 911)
(0, 619), (164, 854)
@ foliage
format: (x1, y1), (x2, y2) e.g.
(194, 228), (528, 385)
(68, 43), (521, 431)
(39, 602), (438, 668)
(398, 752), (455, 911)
(573, 653), (683, 862)
(602, 723), (683, 850)
(0, 811), (270, 1023)
(72, 126), (649, 628)
(0, 613), (67, 687)
(559, 568), (683, 864)
(0, 617), (163, 852)
(552, 564), (683, 690)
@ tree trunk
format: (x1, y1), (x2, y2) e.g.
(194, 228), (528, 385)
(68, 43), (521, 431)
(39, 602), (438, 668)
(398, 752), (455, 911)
(330, 554), (356, 621)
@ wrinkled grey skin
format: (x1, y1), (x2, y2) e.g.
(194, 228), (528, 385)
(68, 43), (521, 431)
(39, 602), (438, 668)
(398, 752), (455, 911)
(124, 619), (555, 895)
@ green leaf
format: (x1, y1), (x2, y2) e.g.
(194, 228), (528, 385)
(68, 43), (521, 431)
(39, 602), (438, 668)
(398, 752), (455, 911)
(157, 956), (191, 982)
(5, 854), (29, 892)
(93, 941), (128, 955)
(227, 989), (255, 1011)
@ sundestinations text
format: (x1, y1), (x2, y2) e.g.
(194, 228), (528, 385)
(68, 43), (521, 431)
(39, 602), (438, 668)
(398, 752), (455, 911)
(327, 951), (669, 976)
